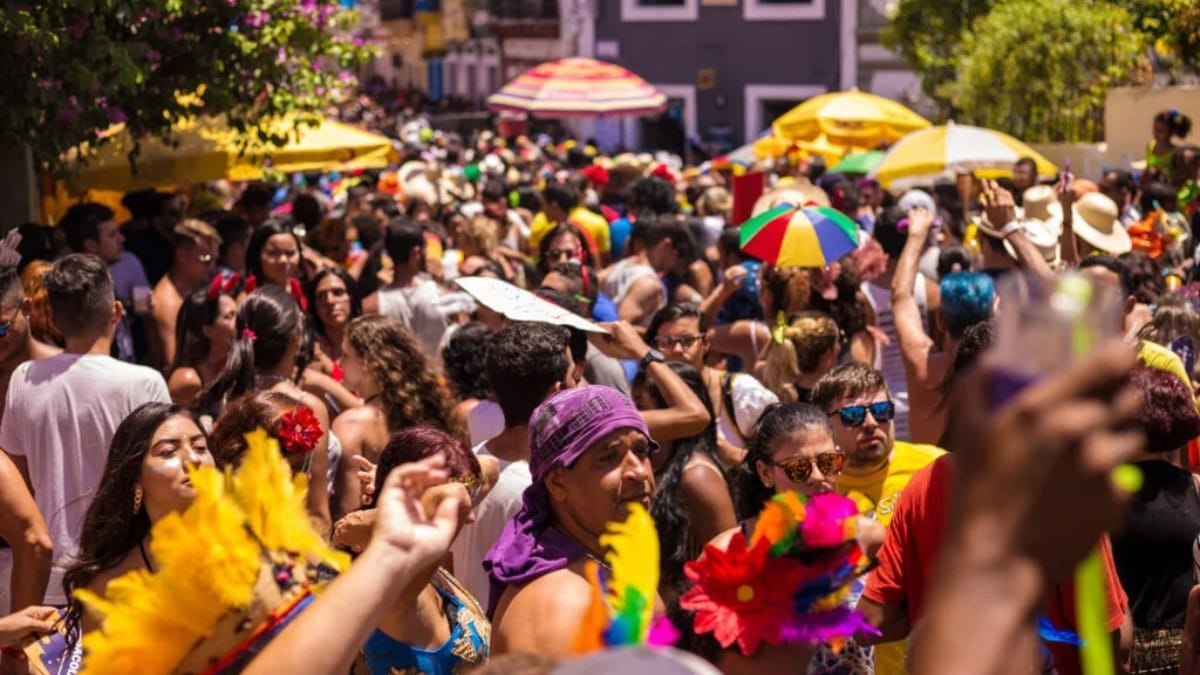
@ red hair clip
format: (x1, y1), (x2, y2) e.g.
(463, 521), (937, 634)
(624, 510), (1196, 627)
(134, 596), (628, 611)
(277, 405), (323, 455)
(243, 275), (258, 294)
(241, 328), (257, 342)
(206, 272), (241, 301)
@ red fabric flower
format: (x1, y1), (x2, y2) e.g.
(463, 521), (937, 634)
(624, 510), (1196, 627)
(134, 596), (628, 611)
(680, 532), (811, 656)
(276, 405), (323, 455)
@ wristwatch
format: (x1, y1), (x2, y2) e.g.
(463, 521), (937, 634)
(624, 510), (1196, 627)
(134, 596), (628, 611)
(639, 349), (666, 371)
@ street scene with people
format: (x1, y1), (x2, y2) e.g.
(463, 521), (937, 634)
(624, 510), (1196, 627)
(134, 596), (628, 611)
(2, 1), (1200, 674)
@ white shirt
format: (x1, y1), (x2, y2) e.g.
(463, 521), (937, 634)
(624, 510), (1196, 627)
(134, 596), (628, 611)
(450, 443), (531, 609)
(0, 354), (169, 604)
(377, 278), (451, 362)
(466, 401), (506, 446)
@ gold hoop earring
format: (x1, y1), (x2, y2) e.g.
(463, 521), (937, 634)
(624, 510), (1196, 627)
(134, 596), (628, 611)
(132, 486), (143, 514)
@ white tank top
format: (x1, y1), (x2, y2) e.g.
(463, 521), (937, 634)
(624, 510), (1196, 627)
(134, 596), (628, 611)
(862, 277), (928, 442)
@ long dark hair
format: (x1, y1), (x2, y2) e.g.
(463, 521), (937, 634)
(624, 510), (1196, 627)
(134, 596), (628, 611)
(734, 402), (832, 520)
(640, 361), (720, 594)
(196, 286), (305, 413)
(62, 403), (202, 646)
(306, 268), (362, 343)
(245, 217), (302, 284)
(170, 286), (236, 372)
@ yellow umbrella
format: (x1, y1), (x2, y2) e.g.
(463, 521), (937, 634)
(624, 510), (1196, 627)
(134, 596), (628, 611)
(64, 115), (396, 194)
(791, 133), (865, 166)
(868, 121), (1057, 191)
(752, 134), (792, 160)
(772, 88), (931, 148)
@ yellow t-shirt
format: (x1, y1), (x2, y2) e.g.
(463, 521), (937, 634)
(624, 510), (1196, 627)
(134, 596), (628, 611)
(837, 440), (945, 675)
(529, 206), (612, 256)
(836, 441), (945, 528)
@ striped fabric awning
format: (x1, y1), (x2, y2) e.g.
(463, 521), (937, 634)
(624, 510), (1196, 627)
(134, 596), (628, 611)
(487, 57), (667, 119)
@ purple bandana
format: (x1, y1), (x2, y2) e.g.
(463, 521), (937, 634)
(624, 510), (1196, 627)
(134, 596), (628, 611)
(482, 385), (656, 615)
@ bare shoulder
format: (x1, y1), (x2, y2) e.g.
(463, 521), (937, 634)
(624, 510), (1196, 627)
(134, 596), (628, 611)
(706, 525), (741, 553)
(332, 405), (387, 442)
(492, 566), (594, 658)
(680, 458), (729, 499)
(167, 367), (203, 405)
(362, 291), (379, 314)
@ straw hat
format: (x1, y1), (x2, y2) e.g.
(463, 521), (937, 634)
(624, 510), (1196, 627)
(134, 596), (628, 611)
(1002, 216), (1062, 265)
(1071, 192), (1131, 255)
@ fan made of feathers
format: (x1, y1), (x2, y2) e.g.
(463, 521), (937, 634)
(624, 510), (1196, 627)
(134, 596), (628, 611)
(73, 429), (350, 675)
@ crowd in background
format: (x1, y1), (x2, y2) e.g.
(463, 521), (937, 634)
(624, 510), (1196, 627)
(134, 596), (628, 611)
(0, 105), (1198, 675)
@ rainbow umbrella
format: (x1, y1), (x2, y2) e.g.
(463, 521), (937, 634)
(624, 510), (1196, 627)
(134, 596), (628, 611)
(740, 204), (859, 268)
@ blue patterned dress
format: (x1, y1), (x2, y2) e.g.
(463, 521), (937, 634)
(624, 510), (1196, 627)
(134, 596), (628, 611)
(362, 569), (490, 675)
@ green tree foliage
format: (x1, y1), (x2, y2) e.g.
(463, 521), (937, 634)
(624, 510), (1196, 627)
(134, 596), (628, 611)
(0, 1), (375, 174)
(1120, 0), (1200, 75)
(945, 0), (1150, 142)
(880, 0), (996, 111)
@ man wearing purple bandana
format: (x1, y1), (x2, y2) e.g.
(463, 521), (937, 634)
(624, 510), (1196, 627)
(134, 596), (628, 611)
(485, 384), (660, 658)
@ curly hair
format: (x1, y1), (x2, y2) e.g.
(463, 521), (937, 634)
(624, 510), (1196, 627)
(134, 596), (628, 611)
(1131, 366), (1200, 453)
(346, 315), (463, 440)
(442, 322), (493, 402)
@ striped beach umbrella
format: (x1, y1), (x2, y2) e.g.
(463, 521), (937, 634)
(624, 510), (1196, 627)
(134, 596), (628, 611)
(740, 204), (860, 268)
(487, 58), (667, 119)
(869, 121), (1057, 190)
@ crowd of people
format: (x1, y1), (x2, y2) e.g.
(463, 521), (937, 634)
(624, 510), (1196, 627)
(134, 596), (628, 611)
(0, 105), (1198, 675)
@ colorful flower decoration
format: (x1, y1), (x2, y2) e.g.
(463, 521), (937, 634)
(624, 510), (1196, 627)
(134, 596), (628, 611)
(276, 406), (323, 455)
(682, 491), (877, 656)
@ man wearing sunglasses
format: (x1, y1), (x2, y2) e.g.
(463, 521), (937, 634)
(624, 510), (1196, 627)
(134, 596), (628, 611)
(812, 362), (944, 675)
(151, 219), (222, 368)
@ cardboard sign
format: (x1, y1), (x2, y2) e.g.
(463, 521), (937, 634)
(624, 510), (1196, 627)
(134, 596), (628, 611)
(455, 277), (608, 333)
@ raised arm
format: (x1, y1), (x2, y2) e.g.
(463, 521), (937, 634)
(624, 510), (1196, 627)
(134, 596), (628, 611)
(589, 322), (710, 443)
(699, 265), (748, 326)
(981, 180), (1054, 284)
(892, 208), (937, 386)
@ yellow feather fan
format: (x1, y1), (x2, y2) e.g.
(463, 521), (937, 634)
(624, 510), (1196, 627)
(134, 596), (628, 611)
(74, 431), (349, 675)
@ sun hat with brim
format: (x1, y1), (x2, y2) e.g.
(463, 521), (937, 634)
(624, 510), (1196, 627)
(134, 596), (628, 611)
(1001, 217), (1062, 265)
(1072, 192), (1131, 255)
